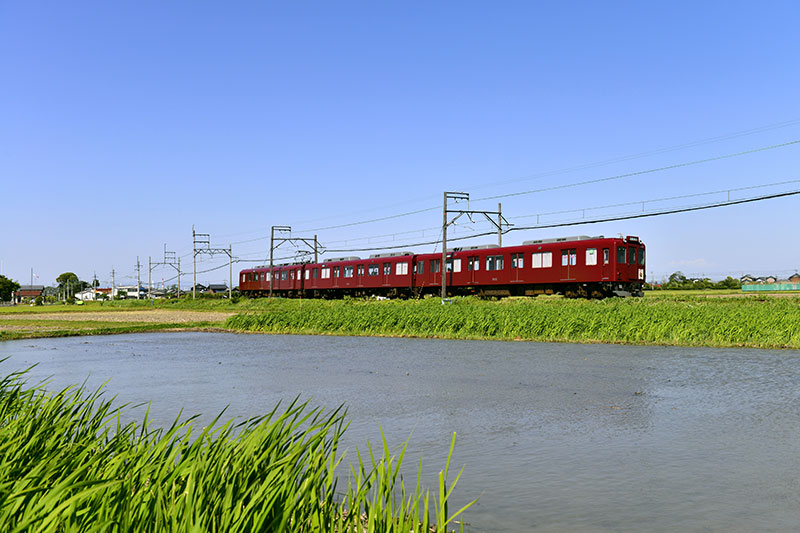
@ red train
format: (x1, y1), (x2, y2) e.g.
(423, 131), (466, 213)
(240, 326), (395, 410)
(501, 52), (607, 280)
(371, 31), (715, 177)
(239, 235), (645, 299)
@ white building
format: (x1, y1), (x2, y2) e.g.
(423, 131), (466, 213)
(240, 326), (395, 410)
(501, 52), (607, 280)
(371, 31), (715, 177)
(113, 285), (146, 299)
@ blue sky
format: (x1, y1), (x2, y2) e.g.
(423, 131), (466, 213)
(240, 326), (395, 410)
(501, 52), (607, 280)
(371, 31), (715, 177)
(2, 1), (799, 288)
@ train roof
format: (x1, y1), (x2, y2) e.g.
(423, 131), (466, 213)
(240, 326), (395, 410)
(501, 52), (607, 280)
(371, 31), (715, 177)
(521, 235), (600, 245)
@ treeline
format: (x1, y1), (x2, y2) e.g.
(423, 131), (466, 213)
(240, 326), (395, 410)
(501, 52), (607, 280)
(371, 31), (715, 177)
(647, 271), (741, 290)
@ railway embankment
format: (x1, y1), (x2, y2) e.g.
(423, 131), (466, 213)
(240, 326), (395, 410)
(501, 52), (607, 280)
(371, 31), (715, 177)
(2, 294), (799, 349)
(225, 295), (800, 349)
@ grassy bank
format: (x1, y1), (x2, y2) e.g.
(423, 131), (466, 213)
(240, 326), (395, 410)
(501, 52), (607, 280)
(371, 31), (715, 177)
(0, 367), (473, 531)
(4, 293), (800, 348)
(226, 295), (800, 349)
(0, 308), (231, 340)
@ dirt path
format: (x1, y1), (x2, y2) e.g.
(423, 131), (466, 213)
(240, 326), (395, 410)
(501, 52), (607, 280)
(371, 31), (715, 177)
(0, 309), (235, 323)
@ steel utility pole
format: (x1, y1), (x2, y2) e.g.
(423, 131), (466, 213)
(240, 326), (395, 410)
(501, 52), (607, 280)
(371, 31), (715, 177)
(150, 245), (180, 300)
(193, 227), (234, 299)
(135, 257), (142, 299)
(498, 203), (502, 247)
(268, 226), (323, 299)
(111, 268), (115, 301)
(270, 226), (289, 299)
(442, 192), (469, 300)
(441, 191), (512, 301)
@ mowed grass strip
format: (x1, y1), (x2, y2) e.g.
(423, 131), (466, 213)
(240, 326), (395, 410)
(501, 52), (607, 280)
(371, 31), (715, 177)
(0, 309), (233, 340)
(0, 320), (220, 340)
(0, 367), (474, 532)
(226, 296), (800, 349)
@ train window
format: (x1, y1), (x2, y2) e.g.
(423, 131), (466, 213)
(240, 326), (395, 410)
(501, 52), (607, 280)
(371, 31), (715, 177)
(357, 265), (364, 276)
(265, 272), (271, 282)
(305, 270), (310, 280)
(586, 248), (597, 266)
(603, 249), (609, 264)
(383, 263), (391, 276)
(468, 256), (480, 271)
(313, 268), (319, 279)
(333, 267), (340, 278)
(561, 250), (576, 266)
(486, 255), (504, 271)
(531, 252), (552, 268)
(511, 253), (524, 269)
(415, 261), (425, 274)
(290, 271), (295, 280)
(344, 266), (353, 278)
(629, 247), (636, 264)
(639, 249), (645, 265)
(321, 268), (330, 279)
(281, 271), (288, 280)
(430, 259), (440, 273)
(368, 264), (379, 276)
(396, 262), (409, 275)
(452, 258), (462, 272)
(617, 247), (626, 264)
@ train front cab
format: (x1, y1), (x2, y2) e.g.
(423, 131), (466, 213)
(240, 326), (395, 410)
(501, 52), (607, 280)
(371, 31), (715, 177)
(612, 236), (645, 296)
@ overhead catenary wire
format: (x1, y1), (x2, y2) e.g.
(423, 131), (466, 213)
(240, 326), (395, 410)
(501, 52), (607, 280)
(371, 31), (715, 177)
(322, 188), (800, 253)
(473, 139), (800, 203)
(278, 138), (800, 236)
(258, 179), (799, 251)
(288, 118), (800, 229)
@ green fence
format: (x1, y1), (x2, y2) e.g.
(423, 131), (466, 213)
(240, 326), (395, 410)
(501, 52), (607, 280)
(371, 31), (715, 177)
(742, 283), (800, 292)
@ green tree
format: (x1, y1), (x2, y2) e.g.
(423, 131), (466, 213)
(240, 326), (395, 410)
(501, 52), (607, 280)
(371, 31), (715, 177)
(716, 276), (742, 289)
(56, 272), (88, 299)
(668, 271), (687, 285)
(0, 275), (20, 301)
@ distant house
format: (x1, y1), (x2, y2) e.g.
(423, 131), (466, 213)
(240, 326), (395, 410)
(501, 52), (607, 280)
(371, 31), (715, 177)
(740, 274), (755, 284)
(14, 285), (44, 303)
(207, 284), (228, 294)
(75, 288), (96, 302)
(789, 273), (800, 283)
(765, 275), (777, 284)
(113, 285), (146, 299)
(191, 284), (207, 293)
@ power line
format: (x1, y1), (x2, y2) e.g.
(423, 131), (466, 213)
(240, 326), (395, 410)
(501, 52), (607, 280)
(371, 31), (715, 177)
(509, 189), (800, 233)
(473, 139), (800, 203)
(290, 118), (800, 228)
(291, 137), (800, 235)
(465, 118), (800, 192)
(322, 188), (800, 253)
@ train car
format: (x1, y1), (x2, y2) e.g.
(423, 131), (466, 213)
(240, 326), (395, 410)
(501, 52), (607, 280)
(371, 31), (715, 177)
(303, 253), (415, 298)
(443, 235), (644, 298)
(239, 234), (645, 299)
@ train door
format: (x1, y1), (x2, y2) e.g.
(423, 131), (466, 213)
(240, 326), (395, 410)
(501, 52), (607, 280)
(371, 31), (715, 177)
(430, 258), (441, 286)
(467, 255), (479, 284)
(382, 262), (391, 286)
(615, 246), (626, 280)
(560, 249), (576, 280)
(511, 252), (524, 282)
(601, 248), (610, 280)
(356, 264), (365, 288)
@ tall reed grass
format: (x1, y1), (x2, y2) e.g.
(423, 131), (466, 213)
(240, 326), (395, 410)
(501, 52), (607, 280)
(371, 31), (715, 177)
(0, 365), (474, 532)
(225, 296), (800, 349)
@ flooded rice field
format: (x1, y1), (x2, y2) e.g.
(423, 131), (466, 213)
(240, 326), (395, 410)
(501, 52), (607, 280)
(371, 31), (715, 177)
(2, 332), (799, 531)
